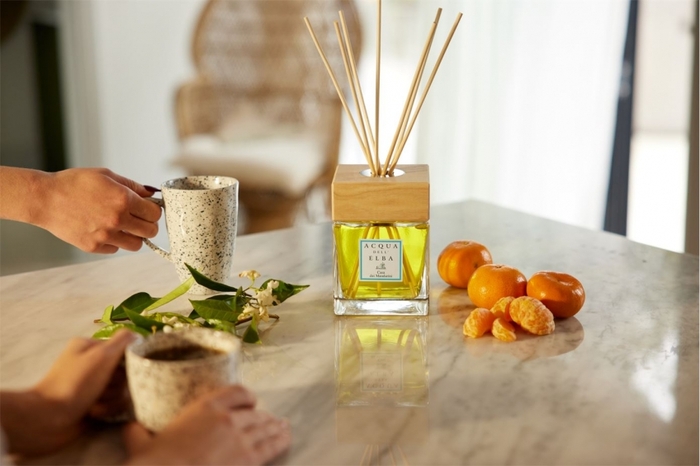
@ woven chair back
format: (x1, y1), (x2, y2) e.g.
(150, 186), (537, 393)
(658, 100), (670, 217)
(177, 0), (362, 140)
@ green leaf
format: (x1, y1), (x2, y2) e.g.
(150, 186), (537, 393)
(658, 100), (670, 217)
(142, 277), (195, 313)
(190, 299), (242, 323)
(205, 293), (249, 313)
(92, 323), (149, 339)
(186, 264), (237, 292)
(242, 315), (261, 344)
(111, 292), (159, 321)
(260, 279), (309, 304)
(205, 294), (237, 305)
(100, 305), (114, 325)
(204, 319), (238, 333)
(188, 309), (200, 320)
(124, 307), (166, 331)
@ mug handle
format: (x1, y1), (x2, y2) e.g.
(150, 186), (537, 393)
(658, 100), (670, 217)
(143, 197), (172, 262)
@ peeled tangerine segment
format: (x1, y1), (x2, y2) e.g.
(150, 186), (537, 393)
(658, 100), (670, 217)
(490, 296), (514, 321)
(463, 308), (496, 338)
(492, 317), (517, 342)
(510, 296), (555, 336)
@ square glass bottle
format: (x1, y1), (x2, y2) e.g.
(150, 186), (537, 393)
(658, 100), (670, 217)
(332, 165), (430, 316)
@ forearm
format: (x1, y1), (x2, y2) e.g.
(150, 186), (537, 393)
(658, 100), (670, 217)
(0, 167), (52, 225)
(1, 166), (160, 253)
(0, 389), (80, 457)
(0, 390), (37, 454)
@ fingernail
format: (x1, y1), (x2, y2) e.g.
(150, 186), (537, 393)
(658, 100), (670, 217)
(144, 185), (161, 193)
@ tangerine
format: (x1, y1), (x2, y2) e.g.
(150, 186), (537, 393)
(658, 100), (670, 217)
(437, 241), (493, 289)
(527, 271), (585, 318)
(467, 264), (526, 309)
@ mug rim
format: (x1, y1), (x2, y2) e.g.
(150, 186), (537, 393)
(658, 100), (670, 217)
(126, 327), (240, 368)
(161, 176), (239, 191)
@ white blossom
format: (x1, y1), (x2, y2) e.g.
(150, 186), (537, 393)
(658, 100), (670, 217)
(163, 325), (174, 333)
(258, 305), (270, 321)
(240, 304), (256, 317)
(163, 316), (179, 326)
(254, 286), (279, 308)
(238, 270), (261, 281)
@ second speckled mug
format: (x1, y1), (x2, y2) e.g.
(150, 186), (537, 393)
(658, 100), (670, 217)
(144, 176), (238, 295)
(126, 327), (241, 432)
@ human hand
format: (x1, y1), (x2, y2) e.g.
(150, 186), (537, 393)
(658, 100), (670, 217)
(124, 385), (291, 466)
(0, 330), (138, 457)
(36, 168), (162, 253)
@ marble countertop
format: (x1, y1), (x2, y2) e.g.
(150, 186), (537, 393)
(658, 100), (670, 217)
(1, 200), (697, 465)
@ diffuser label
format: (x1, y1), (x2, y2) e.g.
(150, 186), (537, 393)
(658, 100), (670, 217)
(361, 352), (403, 392)
(359, 239), (402, 282)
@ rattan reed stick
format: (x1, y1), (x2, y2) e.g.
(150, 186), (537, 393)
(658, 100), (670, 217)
(303, 17), (375, 174)
(340, 11), (376, 160)
(359, 445), (370, 466)
(374, 0), (382, 174)
(381, 18), (439, 176)
(334, 21), (375, 175)
(390, 9), (442, 171)
(389, 446), (398, 466)
(389, 12), (463, 174)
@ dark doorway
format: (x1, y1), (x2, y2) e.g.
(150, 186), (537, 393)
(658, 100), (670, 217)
(604, 0), (639, 235)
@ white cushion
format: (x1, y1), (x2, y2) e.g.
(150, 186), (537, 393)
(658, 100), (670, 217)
(174, 132), (327, 197)
(215, 102), (302, 141)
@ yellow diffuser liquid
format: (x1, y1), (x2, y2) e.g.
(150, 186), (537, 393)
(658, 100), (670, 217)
(333, 223), (429, 313)
(332, 165), (430, 316)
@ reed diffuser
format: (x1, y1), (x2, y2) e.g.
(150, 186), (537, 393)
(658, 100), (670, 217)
(305, 3), (462, 315)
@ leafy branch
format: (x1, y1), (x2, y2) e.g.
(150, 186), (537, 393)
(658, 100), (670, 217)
(92, 264), (308, 344)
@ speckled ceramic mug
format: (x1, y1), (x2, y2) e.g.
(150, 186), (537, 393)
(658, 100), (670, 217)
(126, 327), (241, 432)
(144, 176), (238, 295)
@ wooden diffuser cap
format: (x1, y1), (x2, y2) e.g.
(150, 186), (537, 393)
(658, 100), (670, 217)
(331, 164), (430, 223)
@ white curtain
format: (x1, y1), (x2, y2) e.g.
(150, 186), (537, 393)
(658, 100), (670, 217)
(340, 0), (629, 230)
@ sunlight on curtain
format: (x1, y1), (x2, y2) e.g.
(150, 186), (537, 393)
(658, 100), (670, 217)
(339, 0), (628, 230)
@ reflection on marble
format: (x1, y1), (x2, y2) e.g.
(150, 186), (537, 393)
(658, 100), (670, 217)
(335, 317), (429, 465)
(0, 201), (697, 465)
(631, 331), (679, 423)
(335, 317), (428, 407)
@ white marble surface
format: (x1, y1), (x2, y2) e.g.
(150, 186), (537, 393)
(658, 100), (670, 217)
(1, 200), (697, 465)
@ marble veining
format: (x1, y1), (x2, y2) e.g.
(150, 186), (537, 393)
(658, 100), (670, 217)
(0, 201), (697, 465)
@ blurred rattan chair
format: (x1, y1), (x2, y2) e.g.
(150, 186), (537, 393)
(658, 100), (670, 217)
(173, 0), (362, 233)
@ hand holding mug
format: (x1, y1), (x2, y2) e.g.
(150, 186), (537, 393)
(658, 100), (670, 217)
(124, 385), (291, 466)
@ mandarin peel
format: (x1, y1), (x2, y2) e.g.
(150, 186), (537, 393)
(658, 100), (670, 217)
(526, 271), (585, 318)
(467, 264), (526, 309)
(437, 240), (492, 289)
